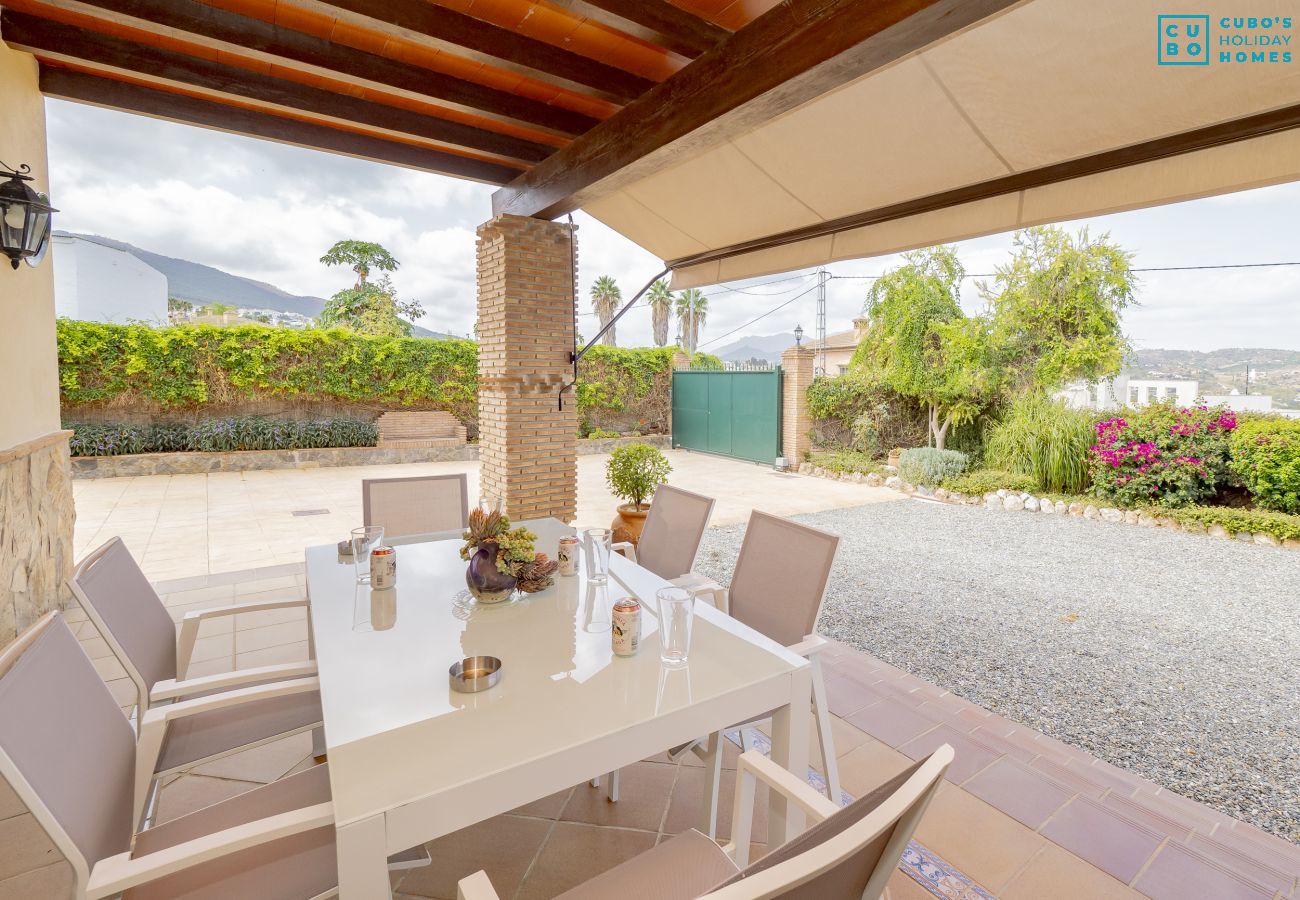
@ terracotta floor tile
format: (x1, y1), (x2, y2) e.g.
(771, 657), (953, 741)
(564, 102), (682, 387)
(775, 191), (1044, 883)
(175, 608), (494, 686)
(1039, 796), (1163, 884)
(824, 671), (886, 717)
(912, 783), (1045, 891)
(836, 738), (914, 799)
(1028, 754), (1109, 799)
(155, 773), (263, 823)
(511, 787), (574, 820)
(1000, 843), (1144, 899)
(399, 814), (551, 900)
(0, 778), (25, 820)
(664, 763), (768, 842)
(1074, 757), (1143, 799)
(1099, 792), (1193, 842)
(965, 723), (1040, 763)
(964, 757), (1075, 829)
(560, 762), (677, 831)
(190, 731), (315, 783)
(844, 697), (938, 748)
(514, 822), (657, 900)
(1129, 787), (1232, 836)
(1184, 832), (1297, 897)
(898, 724), (1001, 785)
(1133, 841), (1279, 900)
(1215, 822), (1300, 880)
(885, 866), (942, 900)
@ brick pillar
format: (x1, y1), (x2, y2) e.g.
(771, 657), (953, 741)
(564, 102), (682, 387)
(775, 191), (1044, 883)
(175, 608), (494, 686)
(476, 214), (578, 522)
(781, 346), (815, 466)
(671, 350), (691, 370)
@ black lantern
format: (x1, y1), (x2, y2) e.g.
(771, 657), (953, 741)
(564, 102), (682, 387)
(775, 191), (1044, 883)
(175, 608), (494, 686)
(0, 162), (57, 270)
(793, 324), (804, 347)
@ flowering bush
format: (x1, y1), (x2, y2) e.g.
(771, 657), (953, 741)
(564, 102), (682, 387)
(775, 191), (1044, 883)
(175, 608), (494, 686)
(1088, 401), (1237, 507)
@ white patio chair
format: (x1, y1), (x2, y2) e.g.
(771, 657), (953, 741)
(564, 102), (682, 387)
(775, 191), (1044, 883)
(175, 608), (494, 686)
(461, 744), (953, 900)
(69, 537), (323, 827)
(611, 484), (716, 586)
(362, 472), (469, 542)
(0, 612), (424, 900)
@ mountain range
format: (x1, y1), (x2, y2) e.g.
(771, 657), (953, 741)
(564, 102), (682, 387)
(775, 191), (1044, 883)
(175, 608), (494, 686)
(711, 332), (796, 363)
(55, 231), (453, 339)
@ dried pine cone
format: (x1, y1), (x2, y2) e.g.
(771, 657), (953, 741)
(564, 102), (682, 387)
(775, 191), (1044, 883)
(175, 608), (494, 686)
(516, 552), (559, 593)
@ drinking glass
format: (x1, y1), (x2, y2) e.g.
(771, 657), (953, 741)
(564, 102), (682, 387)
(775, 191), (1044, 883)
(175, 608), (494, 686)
(656, 586), (696, 668)
(478, 496), (502, 517)
(584, 582), (611, 634)
(584, 528), (612, 584)
(350, 525), (385, 584)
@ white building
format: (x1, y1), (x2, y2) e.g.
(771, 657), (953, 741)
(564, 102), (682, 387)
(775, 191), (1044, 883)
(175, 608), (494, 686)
(1062, 375), (1284, 415)
(52, 233), (168, 324)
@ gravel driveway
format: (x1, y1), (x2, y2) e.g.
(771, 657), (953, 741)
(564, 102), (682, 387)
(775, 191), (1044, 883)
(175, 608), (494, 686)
(694, 498), (1300, 841)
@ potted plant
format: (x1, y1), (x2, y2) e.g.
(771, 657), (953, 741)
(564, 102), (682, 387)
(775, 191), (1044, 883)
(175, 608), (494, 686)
(460, 508), (558, 602)
(887, 447), (903, 469)
(605, 442), (672, 545)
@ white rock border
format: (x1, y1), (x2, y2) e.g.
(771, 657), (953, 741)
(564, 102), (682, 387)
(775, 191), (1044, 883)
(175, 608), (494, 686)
(796, 461), (1300, 552)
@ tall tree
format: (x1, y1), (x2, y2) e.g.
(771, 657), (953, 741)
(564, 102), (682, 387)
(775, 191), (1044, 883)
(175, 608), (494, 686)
(851, 245), (991, 449)
(675, 289), (708, 353)
(647, 279), (674, 347)
(319, 241), (424, 336)
(590, 275), (621, 346)
(320, 240), (398, 288)
(981, 226), (1136, 392)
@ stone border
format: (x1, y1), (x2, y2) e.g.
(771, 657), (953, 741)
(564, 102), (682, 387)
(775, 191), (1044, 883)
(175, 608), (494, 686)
(798, 462), (1300, 551)
(70, 434), (671, 479)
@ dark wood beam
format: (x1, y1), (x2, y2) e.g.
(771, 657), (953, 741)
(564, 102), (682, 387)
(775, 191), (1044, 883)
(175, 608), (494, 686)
(28, 0), (600, 137)
(666, 103), (1300, 270)
(287, 0), (655, 103)
(492, 0), (1022, 219)
(40, 67), (521, 184)
(547, 0), (730, 58)
(5, 11), (552, 164)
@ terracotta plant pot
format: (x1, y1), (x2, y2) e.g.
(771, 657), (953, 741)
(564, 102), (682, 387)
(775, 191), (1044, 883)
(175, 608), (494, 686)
(887, 451), (901, 468)
(465, 543), (517, 603)
(611, 503), (649, 547)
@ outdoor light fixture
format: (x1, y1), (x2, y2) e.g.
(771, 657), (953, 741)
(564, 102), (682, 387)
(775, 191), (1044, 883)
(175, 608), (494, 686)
(794, 324), (804, 346)
(0, 162), (57, 270)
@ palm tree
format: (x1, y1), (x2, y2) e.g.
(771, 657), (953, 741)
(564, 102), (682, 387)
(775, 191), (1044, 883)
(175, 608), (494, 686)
(675, 289), (708, 354)
(647, 279), (674, 347)
(590, 275), (621, 346)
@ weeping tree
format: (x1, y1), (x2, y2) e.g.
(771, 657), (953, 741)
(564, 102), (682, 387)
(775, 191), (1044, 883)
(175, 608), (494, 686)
(590, 275), (621, 346)
(647, 279), (674, 347)
(675, 288), (708, 353)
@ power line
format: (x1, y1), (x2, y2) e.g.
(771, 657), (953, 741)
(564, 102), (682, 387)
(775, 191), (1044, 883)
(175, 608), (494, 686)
(696, 283), (821, 350)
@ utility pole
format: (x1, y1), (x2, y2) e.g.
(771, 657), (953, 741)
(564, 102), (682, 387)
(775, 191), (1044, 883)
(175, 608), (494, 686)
(815, 267), (828, 377)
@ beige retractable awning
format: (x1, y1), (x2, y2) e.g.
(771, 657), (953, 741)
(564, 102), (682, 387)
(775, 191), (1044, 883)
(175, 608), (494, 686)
(574, 0), (1300, 289)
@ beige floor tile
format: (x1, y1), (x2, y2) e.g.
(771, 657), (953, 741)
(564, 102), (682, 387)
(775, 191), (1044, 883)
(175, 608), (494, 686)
(179, 656), (234, 679)
(91, 653), (128, 681)
(235, 603), (308, 631)
(0, 778), (25, 820)
(166, 602), (237, 630)
(236, 640), (310, 668)
(836, 737), (914, 798)
(1001, 843), (1144, 899)
(515, 822), (657, 900)
(162, 584), (236, 607)
(77, 634), (115, 660)
(560, 762), (677, 832)
(511, 787), (574, 820)
(664, 763), (769, 842)
(399, 814), (552, 900)
(0, 814), (62, 882)
(884, 867), (944, 900)
(0, 861), (74, 900)
(155, 774), (263, 824)
(188, 632), (234, 665)
(234, 619), (308, 653)
(191, 731), (316, 783)
(104, 676), (139, 708)
(913, 783), (1045, 893)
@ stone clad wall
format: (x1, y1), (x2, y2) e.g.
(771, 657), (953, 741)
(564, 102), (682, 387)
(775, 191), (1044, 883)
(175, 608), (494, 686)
(0, 433), (76, 643)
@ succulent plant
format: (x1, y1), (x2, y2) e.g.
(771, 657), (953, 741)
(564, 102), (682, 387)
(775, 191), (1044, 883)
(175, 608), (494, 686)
(516, 552), (559, 593)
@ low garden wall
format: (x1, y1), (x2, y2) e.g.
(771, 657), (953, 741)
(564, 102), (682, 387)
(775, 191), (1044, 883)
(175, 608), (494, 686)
(70, 434), (671, 479)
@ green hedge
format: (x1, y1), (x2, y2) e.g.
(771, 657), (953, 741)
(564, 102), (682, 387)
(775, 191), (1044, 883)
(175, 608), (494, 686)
(808, 450), (881, 474)
(940, 469), (1038, 496)
(1160, 506), (1300, 542)
(67, 417), (377, 456)
(1230, 417), (1300, 514)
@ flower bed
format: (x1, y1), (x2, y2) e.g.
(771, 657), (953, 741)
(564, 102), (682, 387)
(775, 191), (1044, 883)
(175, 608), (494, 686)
(1089, 403), (1237, 507)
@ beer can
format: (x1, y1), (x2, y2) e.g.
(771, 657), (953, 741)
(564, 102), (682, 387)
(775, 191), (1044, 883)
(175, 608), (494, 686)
(370, 546), (396, 589)
(612, 597), (641, 657)
(558, 536), (579, 576)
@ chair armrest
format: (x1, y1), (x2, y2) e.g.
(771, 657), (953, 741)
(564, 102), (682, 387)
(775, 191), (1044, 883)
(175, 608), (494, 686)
(150, 661), (318, 701)
(611, 541), (637, 563)
(86, 802), (334, 899)
(457, 870), (502, 900)
(785, 633), (830, 658)
(670, 573), (727, 614)
(727, 750), (838, 867)
(176, 597), (308, 677)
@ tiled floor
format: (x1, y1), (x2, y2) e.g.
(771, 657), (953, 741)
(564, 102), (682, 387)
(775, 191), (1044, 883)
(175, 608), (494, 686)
(2, 565), (1296, 899)
(71, 450), (902, 581)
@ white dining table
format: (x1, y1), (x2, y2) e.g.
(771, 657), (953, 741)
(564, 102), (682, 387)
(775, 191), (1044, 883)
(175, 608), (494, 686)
(305, 518), (811, 899)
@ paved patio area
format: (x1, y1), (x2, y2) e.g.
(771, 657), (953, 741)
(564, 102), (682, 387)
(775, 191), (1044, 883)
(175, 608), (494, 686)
(71, 450), (901, 581)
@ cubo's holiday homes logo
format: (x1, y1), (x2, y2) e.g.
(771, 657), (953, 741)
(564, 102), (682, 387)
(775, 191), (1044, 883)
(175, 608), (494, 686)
(1158, 14), (1294, 65)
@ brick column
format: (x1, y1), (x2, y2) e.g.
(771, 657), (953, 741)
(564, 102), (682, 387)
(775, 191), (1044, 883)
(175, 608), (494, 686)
(781, 346), (815, 466)
(476, 214), (578, 521)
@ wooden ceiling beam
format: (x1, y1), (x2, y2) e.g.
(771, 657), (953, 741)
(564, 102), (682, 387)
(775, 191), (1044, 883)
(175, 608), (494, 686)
(5, 11), (552, 164)
(492, 0), (1023, 220)
(24, 0), (600, 137)
(39, 67), (522, 184)
(546, 0), (730, 58)
(285, 0), (655, 103)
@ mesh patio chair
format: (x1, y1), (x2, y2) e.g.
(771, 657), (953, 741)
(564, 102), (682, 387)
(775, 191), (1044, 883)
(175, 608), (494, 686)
(612, 484), (716, 583)
(361, 473), (469, 543)
(69, 537), (324, 827)
(461, 744), (953, 900)
(0, 613), (423, 900)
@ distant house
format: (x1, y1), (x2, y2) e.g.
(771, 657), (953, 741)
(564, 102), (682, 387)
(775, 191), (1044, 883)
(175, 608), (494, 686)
(52, 233), (167, 324)
(1060, 374), (1284, 415)
(798, 317), (871, 375)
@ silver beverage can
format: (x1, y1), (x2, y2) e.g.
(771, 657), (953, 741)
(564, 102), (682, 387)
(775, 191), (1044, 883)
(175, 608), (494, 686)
(558, 536), (579, 576)
(370, 546), (396, 589)
(612, 597), (641, 657)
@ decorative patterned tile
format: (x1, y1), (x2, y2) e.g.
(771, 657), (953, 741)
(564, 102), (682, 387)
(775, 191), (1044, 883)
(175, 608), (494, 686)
(899, 843), (996, 899)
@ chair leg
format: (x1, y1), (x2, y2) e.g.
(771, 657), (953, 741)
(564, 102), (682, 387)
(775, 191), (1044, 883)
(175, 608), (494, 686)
(740, 728), (755, 754)
(810, 655), (841, 804)
(698, 732), (723, 839)
(606, 770), (620, 802)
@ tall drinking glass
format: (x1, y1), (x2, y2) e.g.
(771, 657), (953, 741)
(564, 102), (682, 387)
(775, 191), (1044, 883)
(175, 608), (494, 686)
(656, 586), (695, 668)
(350, 525), (385, 584)
(584, 528), (612, 584)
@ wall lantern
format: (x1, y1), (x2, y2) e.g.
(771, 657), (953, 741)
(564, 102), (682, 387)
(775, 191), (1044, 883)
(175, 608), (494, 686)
(793, 324), (804, 347)
(0, 162), (57, 270)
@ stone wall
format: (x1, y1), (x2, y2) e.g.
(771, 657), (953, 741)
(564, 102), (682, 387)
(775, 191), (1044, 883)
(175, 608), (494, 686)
(0, 433), (76, 644)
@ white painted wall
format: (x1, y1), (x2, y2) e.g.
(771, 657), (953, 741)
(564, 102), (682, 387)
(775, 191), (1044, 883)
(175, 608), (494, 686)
(0, 44), (60, 451)
(52, 234), (168, 324)
(1204, 393), (1274, 413)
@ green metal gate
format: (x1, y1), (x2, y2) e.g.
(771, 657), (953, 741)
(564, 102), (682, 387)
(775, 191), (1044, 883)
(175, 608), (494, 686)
(671, 367), (782, 464)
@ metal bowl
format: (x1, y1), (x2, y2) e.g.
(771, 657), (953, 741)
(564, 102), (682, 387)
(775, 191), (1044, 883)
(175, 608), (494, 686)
(449, 656), (502, 693)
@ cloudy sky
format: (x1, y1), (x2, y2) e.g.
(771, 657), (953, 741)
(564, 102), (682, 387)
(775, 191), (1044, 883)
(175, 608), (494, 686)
(46, 98), (1300, 353)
